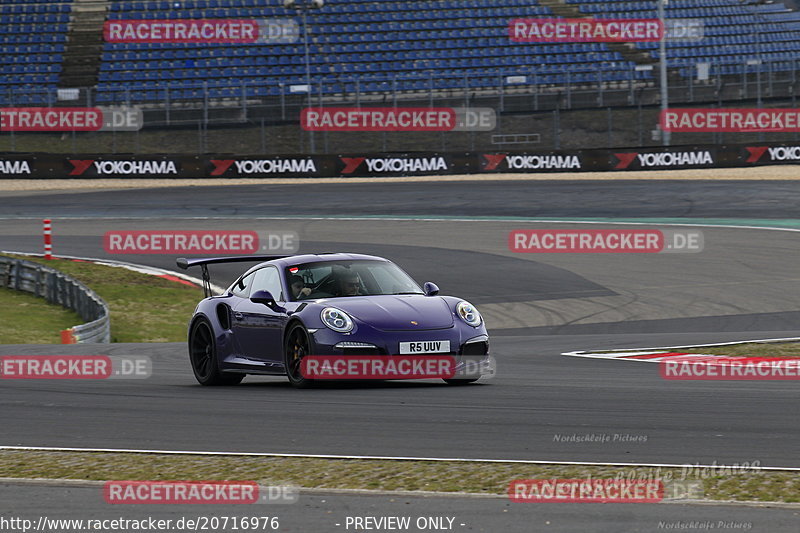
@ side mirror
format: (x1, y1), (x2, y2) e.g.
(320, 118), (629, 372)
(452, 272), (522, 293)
(423, 282), (439, 296)
(250, 289), (276, 306)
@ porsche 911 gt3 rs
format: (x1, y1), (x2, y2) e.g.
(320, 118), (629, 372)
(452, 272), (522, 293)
(177, 253), (491, 388)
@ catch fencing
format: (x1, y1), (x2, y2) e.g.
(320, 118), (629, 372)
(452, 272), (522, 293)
(0, 256), (110, 343)
(3, 63), (800, 154)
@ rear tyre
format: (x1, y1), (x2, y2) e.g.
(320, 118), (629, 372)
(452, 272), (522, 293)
(284, 323), (315, 389)
(189, 319), (244, 386)
(443, 378), (479, 386)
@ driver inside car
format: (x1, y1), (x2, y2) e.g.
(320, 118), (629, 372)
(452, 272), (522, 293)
(337, 271), (364, 297)
(290, 275), (312, 300)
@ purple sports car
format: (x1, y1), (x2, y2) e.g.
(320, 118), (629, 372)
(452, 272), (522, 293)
(177, 253), (491, 388)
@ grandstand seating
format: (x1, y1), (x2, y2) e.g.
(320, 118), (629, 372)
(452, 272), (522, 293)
(0, 1), (69, 104)
(1, 0), (800, 105)
(569, 0), (800, 76)
(95, 0), (643, 102)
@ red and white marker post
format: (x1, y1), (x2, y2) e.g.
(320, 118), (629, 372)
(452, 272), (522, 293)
(43, 219), (52, 259)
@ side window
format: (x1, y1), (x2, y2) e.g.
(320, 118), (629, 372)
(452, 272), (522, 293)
(231, 272), (255, 298)
(252, 267), (284, 302)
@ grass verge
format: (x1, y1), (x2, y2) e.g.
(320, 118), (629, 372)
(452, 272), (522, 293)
(680, 342), (800, 358)
(0, 287), (83, 344)
(589, 342), (800, 358)
(1, 255), (201, 343)
(0, 451), (797, 503)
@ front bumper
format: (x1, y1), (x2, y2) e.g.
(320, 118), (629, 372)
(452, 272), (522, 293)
(308, 326), (492, 378)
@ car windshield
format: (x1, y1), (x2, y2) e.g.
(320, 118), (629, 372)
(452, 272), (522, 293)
(286, 260), (423, 300)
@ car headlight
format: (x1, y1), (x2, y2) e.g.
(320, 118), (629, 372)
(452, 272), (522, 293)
(321, 307), (354, 333)
(456, 301), (482, 327)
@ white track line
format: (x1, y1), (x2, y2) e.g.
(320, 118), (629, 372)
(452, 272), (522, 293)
(564, 336), (800, 355)
(2, 446), (798, 471)
(563, 336), (800, 360)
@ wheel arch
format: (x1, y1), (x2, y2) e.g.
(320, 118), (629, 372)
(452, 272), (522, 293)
(188, 312), (213, 339)
(283, 316), (308, 347)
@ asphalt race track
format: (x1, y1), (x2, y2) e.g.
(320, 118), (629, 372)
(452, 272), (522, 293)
(2, 480), (797, 533)
(1, 179), (799, 531)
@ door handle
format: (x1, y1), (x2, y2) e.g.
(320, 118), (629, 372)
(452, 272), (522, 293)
(233, 312), (244, 320)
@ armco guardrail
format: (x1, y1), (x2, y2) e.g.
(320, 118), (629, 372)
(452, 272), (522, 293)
(0, 256), (110, 343)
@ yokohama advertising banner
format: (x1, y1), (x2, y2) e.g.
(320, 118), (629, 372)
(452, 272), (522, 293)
(1, 144), (799, 179)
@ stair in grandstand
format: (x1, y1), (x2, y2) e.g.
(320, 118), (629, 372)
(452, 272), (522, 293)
(58, 0), (109, 90)
(537, 0), (659, 67)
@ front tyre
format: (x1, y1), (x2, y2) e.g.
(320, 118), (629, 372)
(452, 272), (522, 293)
(189, 318), (243, 386)
(284, 323), (315, 388)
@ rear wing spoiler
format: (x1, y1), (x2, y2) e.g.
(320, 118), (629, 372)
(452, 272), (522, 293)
(176, 255), (287, 297)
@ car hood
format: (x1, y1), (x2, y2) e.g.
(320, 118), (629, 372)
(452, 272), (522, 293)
(328, 295), (455, 330)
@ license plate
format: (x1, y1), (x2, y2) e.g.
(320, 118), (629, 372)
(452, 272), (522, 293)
(399, 340), (450, 354)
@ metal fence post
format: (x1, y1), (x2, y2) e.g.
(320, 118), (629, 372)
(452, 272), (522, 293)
(499, 73), (505, 113)
(637, 102), (643, 146)
(261, 118), (266, 154)
(598, 68), (604, 107)
(321, 79), (328, 154)
(566, 71), (571, 109)
(553, 108), (560, 149)
(741, 62), (747, 99)
(203, 82), (209, 126)
(767, 62), (773, 99)
(280, 84), (286, 120)
(242, 81), (248, 120)
(628, 64), (634, 104)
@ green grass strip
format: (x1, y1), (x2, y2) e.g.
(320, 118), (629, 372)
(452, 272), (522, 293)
(0, 451), (797, 503)
(2, 255), (200, 343)
(0, 287), (83, 344)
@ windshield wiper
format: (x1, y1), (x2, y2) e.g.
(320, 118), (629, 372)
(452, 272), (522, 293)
(392, 292), (425, 295)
